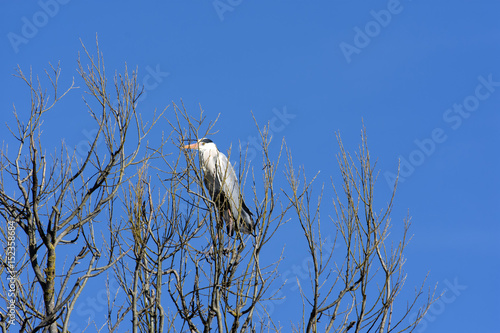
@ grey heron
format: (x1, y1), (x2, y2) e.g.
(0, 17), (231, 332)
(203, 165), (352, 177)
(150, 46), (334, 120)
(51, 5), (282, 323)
(183, 138), (255, 236)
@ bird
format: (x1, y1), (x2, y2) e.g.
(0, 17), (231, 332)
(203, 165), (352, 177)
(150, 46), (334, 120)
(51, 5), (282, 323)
(183, 138), (255, 236)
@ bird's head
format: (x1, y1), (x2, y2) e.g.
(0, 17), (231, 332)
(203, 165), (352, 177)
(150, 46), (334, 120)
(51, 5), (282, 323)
(183, 138), (217, 152)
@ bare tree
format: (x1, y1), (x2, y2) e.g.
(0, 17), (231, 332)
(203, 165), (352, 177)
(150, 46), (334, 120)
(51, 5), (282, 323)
(0, 40), (163, 332)
(109, 105), (290, 333)
(0, 44), (436, 332)
(284, 129), (437, 333)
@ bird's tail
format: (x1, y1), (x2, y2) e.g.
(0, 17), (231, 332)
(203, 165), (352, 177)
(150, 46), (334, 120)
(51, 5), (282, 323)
(237, 201), (255, 235)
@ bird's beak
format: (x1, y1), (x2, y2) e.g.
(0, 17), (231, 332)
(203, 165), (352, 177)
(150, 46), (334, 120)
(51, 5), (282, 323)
(183, 142), (199, 149)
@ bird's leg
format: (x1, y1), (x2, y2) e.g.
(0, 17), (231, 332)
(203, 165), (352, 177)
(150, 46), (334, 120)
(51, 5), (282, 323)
(223, 208), (234, 236)
(201, 215), (222, 261)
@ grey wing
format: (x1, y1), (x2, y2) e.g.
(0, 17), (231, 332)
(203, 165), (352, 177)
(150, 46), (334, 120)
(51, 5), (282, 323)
(215, 152), (255, 234)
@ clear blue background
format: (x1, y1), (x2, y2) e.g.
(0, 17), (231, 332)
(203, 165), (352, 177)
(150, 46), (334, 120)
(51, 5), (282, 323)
(1, 1), (499, 332)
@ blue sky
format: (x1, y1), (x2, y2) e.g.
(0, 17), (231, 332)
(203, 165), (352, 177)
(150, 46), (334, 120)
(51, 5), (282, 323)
(1, 1), (499, 332)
